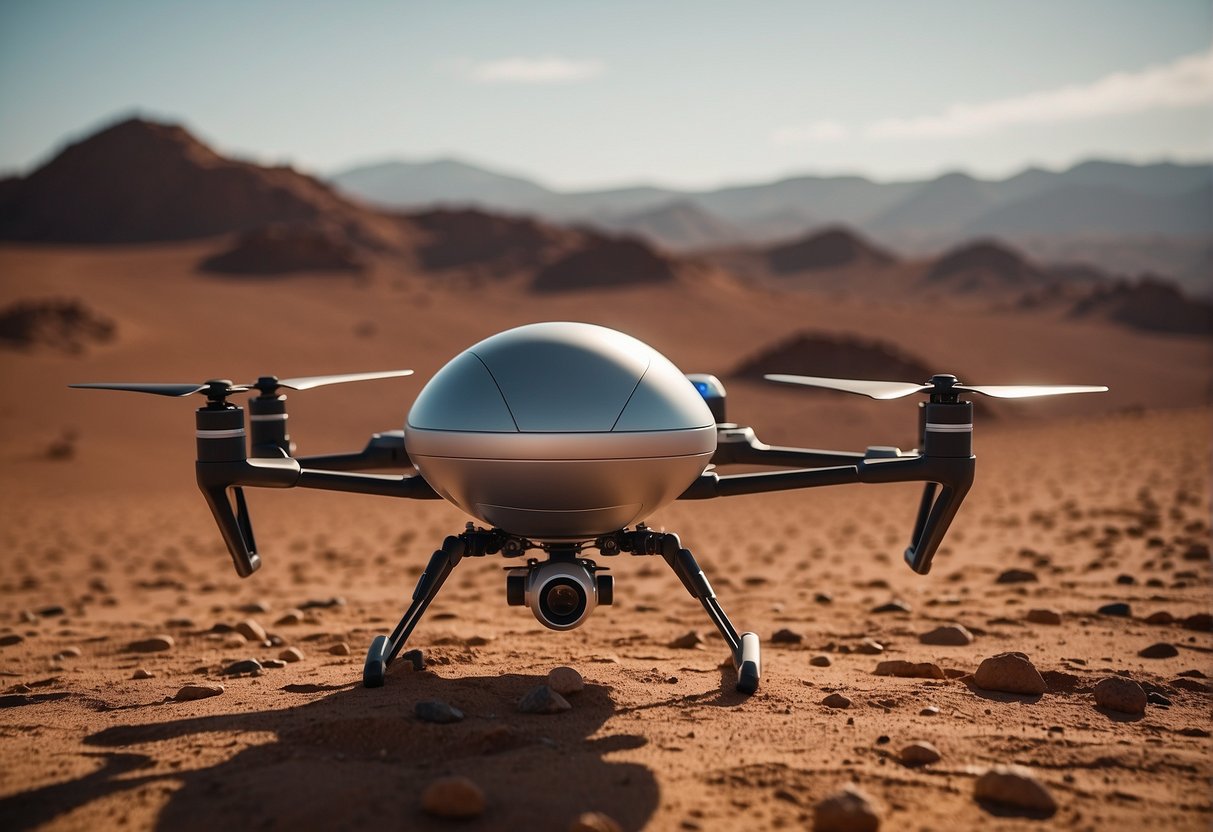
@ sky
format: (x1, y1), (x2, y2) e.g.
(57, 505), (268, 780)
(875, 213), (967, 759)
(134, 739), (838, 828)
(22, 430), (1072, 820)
(0, 1), (1210, 190)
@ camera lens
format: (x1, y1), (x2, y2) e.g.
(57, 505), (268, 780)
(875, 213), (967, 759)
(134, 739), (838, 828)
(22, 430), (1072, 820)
(537, 577), (587, 627)
(546, 584), (580, 616)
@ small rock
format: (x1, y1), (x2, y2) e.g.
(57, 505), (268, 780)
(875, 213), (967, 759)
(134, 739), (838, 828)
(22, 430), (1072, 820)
(974, 652), (1046, 695)
(132, 668), (154, 679)
(299, 597), (346, 610)
(401, 648), (425, 671)
(822, 692), (852, 709)
(899, 741), (941, 766)
(329, 642), (351, 656)
(415, 699), (465, 724)
(237, 601), (270, 614)
(1093, 677), (1147, 714)
(1145, 611), (1174, 625)
(0, 634), (25, 646)
(871, 599), (911, 614)
(810, 654), (832, 667)
(547, 666), (584, 695)
(235, 619), (268, 643)
(175, 682), (224, 701)
(814, 592), (834, 604)
(1181, 613), (1212, 631)
(569, 811), (623, 832)
(668, 630), (705, 649)
(420, 775), (485, 820)
(56, 646), (82, 659)
(996, 568), (1037, 584)
(127, 635), (174, 653)
(874, 660), (945, 680)
(855, 638), (884, 655)
(1097, 602), (1131, 617)
(1146, 691), (1171, 706)
(36, 605), (66, 617)
(274, 609), (304, 626)
(279, 646), (304, 663)
(1026, 608), (1062, 626)
(772, 628), (804, 644)
(920, 705), (940, 716)
(973, 765), (1057, 816)
(223, 658), (263, 675)
(919, 624), (973, 646)
(1115, 573), (1136, 585)
(518, 685), (571, 714)
(813, 784), (881, 832)
(1138, 642), (1178, 659)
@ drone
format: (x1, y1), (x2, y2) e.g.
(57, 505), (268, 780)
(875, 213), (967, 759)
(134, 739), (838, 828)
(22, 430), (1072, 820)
(73, 322), (1106, 694)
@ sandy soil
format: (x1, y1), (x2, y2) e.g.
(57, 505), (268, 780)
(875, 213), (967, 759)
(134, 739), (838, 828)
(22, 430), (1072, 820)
(0, 243), (1210, 831)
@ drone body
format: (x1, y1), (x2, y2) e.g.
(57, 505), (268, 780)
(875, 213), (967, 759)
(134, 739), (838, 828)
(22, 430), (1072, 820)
(407, 322), (715, 540)
(72, 322), (1106, 695)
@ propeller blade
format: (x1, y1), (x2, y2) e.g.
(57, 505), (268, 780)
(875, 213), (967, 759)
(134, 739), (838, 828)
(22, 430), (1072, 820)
(764, 374), (932, 400)
(954, 384), (1109, 399)
(69, 382), (209, 397)
(269, 370), (414, 391)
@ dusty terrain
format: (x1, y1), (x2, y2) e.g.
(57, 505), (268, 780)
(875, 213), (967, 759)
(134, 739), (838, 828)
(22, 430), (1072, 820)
(0, 242), (1210, 831)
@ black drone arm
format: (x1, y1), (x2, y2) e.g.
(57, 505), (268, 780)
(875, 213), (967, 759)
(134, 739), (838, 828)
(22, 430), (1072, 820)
(292, 430), (414, 471)
(683, 398), (976, 575)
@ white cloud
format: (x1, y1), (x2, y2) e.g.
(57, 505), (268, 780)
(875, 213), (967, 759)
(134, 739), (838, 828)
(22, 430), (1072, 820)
(460, 57), (605, 84)
(865, 45), (1213, 140)
(771, 120), (850, 145)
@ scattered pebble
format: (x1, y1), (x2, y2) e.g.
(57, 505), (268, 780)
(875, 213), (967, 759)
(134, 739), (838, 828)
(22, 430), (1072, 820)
(0, 634), (25, 646)
(401, 648), (425, 671)
(547, 666), (584, 695)
(420, 776), (485, 819)
(1115, 573), (1136, 585)
(771, 627), (804, 644)
(1093, 677), (1147, 714)
(1145, 611), (1174, 625)
(822, 692), (852, 709)
(274, 609), (304, 626)
(919, 624), (973, 646)
(235, 619), (268, 643)
(669, 631), (705, 649)
(1025, 608), (1062, 626)
(237, 601), (270, 614)
(175, 683), (224, 701)
(56, 646), (82, 659)
(131, 668), (154, 680)
(855, 638), (884, 655)
(871, 599), (911, 614)
(919, 706), (940, 716)
(415, 699), (465, 724)
(1138, 642), (1178, 659)
(874, 660), (945, 680)
(810, 655), (832, 667)
(974, 652), (1046, 695)
(127, 635), (174, 653)
(899, 741), (941, 766)
(223, 658), (263, 675)
(36, 605), (66, 617)
(329, 642), (351, 656)
(518, 685), (571, 714)
(996, 568), (1037, 584)
(299, 596), (346, 610)
(814, 592), (833, 604)
(1097, 602), (1131, 617)
(279, 647), (304, 663)
(569, 811), (623, 832)
(261, 659), (286, 669)
(813, 784), (881, 832)
(1147, 691), (1172, 707)
(1181, 613), (1211, 631)
(973, 765), (1057, 816)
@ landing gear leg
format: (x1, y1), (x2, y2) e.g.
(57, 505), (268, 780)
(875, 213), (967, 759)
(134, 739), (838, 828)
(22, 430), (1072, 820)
(363, 534), (465, 687)
(661, 540), (760, 694)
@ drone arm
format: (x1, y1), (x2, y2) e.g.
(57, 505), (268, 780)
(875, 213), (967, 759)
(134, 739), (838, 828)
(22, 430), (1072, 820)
(711, 426), (866, 467)
(680, 453), (974, 575)
(295, 468), (440, 499)
(295, 430), (414, 472)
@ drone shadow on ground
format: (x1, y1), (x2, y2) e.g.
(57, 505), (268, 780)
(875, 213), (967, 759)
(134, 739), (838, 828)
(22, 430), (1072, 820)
(1, 671), (659, 832)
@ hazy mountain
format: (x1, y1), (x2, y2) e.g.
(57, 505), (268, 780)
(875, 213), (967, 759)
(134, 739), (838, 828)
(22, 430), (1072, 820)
(594, 200), (746, 250)
(962, 182), (1212, 236)
(765, 227), (895, 274)
(333, 158), (554, 210)
(867, 172), (999, 236)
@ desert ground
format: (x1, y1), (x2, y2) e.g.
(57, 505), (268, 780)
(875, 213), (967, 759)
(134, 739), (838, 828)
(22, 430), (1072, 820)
(0, 242), (1210, 831)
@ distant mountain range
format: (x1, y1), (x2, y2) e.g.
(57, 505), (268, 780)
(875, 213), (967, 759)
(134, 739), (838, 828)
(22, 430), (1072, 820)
(331, 156), (1212, 293)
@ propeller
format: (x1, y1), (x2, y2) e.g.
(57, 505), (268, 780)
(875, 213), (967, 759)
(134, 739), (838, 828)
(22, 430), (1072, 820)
(71, 370), (413, 403)
(764, 373), (1107, 401)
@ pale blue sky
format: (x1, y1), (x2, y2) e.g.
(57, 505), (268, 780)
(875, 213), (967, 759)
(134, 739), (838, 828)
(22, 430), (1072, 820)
(1, 1), (1210, 188)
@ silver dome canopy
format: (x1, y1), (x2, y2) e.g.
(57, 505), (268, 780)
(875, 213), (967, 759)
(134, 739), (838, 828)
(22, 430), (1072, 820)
(408, 322), (714, 434)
